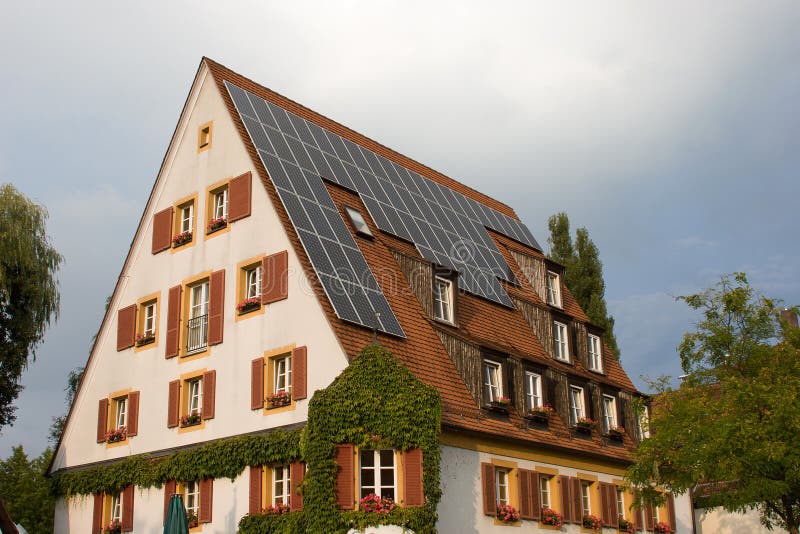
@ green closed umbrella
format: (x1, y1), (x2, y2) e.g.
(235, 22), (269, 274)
(163, 494), (189, 534)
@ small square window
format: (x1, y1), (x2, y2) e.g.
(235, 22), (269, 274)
(198, 122), (213, 151)
(546, 271), (562, 307)
(433, 276), (455, 323)
(344, 206), (373, 238)
(553, 321), (569, 362)
(483, 360), (503, 404)
(588, 334), (602, 372)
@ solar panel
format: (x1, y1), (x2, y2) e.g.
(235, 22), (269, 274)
(225, 80), (542, 335)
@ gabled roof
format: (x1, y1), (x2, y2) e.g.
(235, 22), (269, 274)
(206, 58), (640, 464)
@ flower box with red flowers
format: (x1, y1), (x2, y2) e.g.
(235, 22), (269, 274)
(262, 503), (290, 516)
(104, 521), (122, 534)
(135, 331), (155, 347)
(180, 411), (202, 428)
(541, 507), (563, 527)
(583, 513), (602, 530)
(654, 521), (673, 533)
(207, 217), (227, 234)
(525, 403), (555, 423)
(497, 503), (520, 523)
(618, 517), (636, 533)
(172, 231), (193, 247)
(360, 493), (396, 514)
(575, 417), (595, 434)
(105, 427), (127, 443)
(236, 297), (261, 315)
(607, 426), (626, 441)
(186, 511), (199, 527)
(267, 390), (291, 409)
(487, 397), (512, 413)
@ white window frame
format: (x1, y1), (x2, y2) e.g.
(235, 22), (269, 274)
(602, 395), (618, 433)
(186, 480), (200, 517)
(359, 449), (396, 500)
(553, 321), (569, 362)
(433, 276), (454, 323)
(214, 188), (228, 220)
(617, 487), (626, 520)
(188, 378), (203, 415)
(246, 265), (262, 300)
(540, 475), (551, 509)
(190, 282), (209, 319)
(524, 371), (542, 411)
(546, 271), (562, 307)
(272, 465), (291, 505)
(581, 481), (592, 516)
(588, 334), (602, 372)
(115, 397), (127, 429)
(569, 385), (585, 426)
(483, 360), (503, 403)
(638, 405), (650, 439)
(274, 354), (292, 395)
(181, 203), (194, 233)
(495, 467), (509, 506)
(143, 302), (156, 336)
(344, 206), (373, 237)
(111, 492), (123, 522)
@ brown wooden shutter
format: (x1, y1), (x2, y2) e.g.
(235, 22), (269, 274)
(530, 471), (541, 519)
(97, 398), (109, 442)
(121, 484), (134, 531)
(251, 358), (265, 410)
(644, 503), (654, 530)
(163, 480), (176, 524)
(199, 477), (213, 523)
(208, 269), (225, 346)
(228, 171), (252, 223)
(334, 444), (355, 509)
(609, 485), (619, 527)
(403, 448), (424, 507)
(167, 380), (180, 428)
(599, 482), (611, 526)
(571, 477), (582, 523)
(481, 462), (496, 516)
(666, 493), (676, 530)
(202, 370), (216, 420)
(116, 304), (136, 351)
(291, 345), (307, 401)
(262, 250), (288, 304)
(290, 461), (305, 511)
(152, 207), (174, 254)
(249, 466), (263, 515)
(560, 475), (572, 522)
(127, 391), (139, 437)
(92, 493), (103, 533)
(165, 285), (182, 358)
(518, 469), (534, 519)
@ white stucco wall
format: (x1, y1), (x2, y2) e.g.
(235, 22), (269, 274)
(52, 63), (350, 532)
(695, 507), (788, 534)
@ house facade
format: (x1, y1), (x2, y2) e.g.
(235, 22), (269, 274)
(49, 58), (692, 533)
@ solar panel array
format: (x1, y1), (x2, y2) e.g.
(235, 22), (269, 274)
(225, 80), (542, 336)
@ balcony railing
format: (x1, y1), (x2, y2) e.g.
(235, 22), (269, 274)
(186, 314), (208, 355)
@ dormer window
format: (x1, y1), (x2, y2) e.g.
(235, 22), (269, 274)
(482, 359), (503, 404)
(344, 206), (373, 238)
(546, 271), (561, 307)
(553, 321), (570, 362)
(433, 276), (454, 324)
(588, 334), (603, 372)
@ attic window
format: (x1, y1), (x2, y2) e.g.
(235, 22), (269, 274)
(198, 121), (213, 152)
(344, 206), (373, 238)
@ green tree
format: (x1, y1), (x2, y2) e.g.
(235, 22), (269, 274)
(49, 366), (84, 445)
(0, 446), (55, 533)
(0, 184), (62, 428)
(546, 212), (620, 357)
(627, 273), (800, 533)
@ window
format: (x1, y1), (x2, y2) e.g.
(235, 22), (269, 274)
(540, 475), (551, 509)
(495, 468), (510, 506)
(616, 487), (626, 520)
(206, 181), (230, 236)
(213, 188), (228, 220)
(246, 265), (262, 299)
(274, 354), (292, 396)
(187, 281), (209, 354)
(110, 492), (123, 522)
(143, 303), (156, 337)
(588, 334), (602, 372)
(359, 449), (396, 500)
(115, 397), (127, 430)
(172, 197), (196, 249)
(546, 271), (561, 307)
(134, 293), (159, 348)
(237, 257), (264, 318)
(186, 480), (200, 518)
(553, 321), (569, 361)
(569, 386), (585, 426)
(638, 405), (650, 439)
(181, 203), (194, 233)
(272, 465), (291, 505)
(602, 395), (618, 433)
(581, 481), (592, 516)
(198, 121), (213, 151)
(524, 371), (542, 411)
(433, 276), (454, 323)
(188, 378), (203, 416)
(344, 206), (373, 237)
(483, 360), (503, 404)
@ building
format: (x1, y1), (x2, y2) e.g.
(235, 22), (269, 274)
(48, 58), (692, 533)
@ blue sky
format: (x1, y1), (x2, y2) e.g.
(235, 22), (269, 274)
(2, 1), (799, 457)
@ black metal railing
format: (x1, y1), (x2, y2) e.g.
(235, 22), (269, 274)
(186, 314), (208, 354)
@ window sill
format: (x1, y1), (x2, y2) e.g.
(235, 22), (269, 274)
(263, 401), (296, 415)
(104, 437), (130, 449)
(171, 239), (195, 253)
(493, 518), (521, 527)
(177, 420), (206, 434)
(134, 337), (158, 353)
(432, 316), (457, 328)
(235, 303), (264, 322)
(180, 348), (210, 364)
(204, 223), (230, 241)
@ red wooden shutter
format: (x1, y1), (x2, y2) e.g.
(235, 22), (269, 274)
(251, 358), (265, 410)
(334, 444), (354, 509)
(127, 391), (140, 437)
(403, 448), (424, 507)
(93, 493), (104, 533)
(292, 345), (307, 401)
(202, 370), (216, 420)
(116, 304), (136, 351)
(249, 466), (263, 515)
(121, 484), (134, 531)
(199, 477), (213, 523)
(481, 462), (496, 516)
(167, 380), (180, 428)
(290, 461), (305, 511)
(666, 493), (676, 531)
(571, 477), (582, 523)
(644, 503), (654, 530)
(97, 398), (109, 442)
(530, 471), (541, 519)
(518, 469), (533, 519)
(262, 250), (288, 304)
(163, 480), (176, 524)
(208, 269), (225, 346)
(560, 475), (572, 522)
(165, 285), (182, 358)
(152, 207), (174, 254)
(228, 171), (252, 223)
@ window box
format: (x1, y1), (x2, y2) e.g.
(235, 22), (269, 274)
(583, 514), (602, 530)
(619, 517), (636, 533)
(104, 521), (123, 534)
(262, 503), (291, 515)
(180, 411), (202, 428)
(207, 217), (227, 234)
(104, 427), (127, 443)
(172, 231), (193, 247)
(496, 503), (520, 523)
(236, 297), (261, 315)
(486, 397), (511, 413)
(267, 390), (291, 409)
(541, 507), (563, 527)
(654, 522), (673, 533)
(360, 493), (396, 514)
(524, 404), (554, 423)
(135, 332), (155, 347)
(575, 417), (595, 434)
(607, 426), (626, 441)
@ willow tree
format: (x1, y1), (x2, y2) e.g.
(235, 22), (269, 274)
(0, 184), (62, 429)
